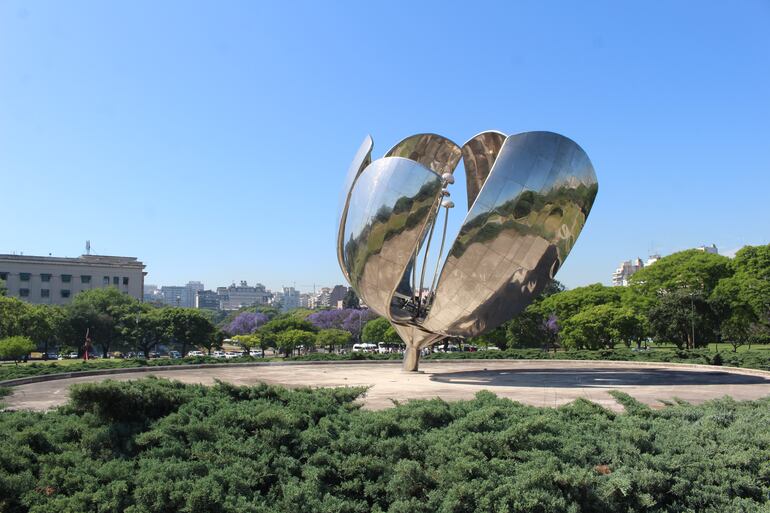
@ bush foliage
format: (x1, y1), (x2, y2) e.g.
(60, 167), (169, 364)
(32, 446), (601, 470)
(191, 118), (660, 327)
(1, 378), (769, 512)
(3, 348), (769, 382)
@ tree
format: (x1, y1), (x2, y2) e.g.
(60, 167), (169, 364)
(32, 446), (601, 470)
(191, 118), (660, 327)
(119, 306), (169, 357)
(712, 244), (770, 341)
(67, 288), (137, 357)
(261, 317), (317, 335)
(470, 323), (508, 349)
(316, 328), (352, 353)
(560, 304), (619, 350)
(226, 312), (268, 336)
(647, 289), (717, 349)
(0, 336), (35, 365)
(342, 288), (360, 309)
(307, 309), (352, 331)
(341, 309), (377, 342)
(534, 283), (623, 321)
(203, 329), (226, 356)
(276, 329), (316, 357)
(611, 307), (648, 349)
(0, 296), (29, 338)
(233, 333), (261, 355)
(627, 249), (733, 311)
(362, 317), (400, 344)
(19, 304), (65, 356)
(161, 308), (215, 356)
(0, 277), (6, 296)
(506, 309), (548, 349)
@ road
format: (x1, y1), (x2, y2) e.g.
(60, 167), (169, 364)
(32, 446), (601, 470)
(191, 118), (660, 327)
(5, 360), (770, 411)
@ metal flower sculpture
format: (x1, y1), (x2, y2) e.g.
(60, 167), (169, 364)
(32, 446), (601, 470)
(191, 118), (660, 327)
(338, 131), (598, 371)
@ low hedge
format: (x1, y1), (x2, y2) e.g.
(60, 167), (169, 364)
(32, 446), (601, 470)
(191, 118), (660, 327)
(1, 378), (769, 512)
(1, 348), (769, 382)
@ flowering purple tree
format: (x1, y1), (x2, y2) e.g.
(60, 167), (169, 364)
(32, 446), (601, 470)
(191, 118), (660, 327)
(307, 309), (350, 330)
(342, 309), (377, 342)
(544, 314), (560, 352)
(227, 312), (268, 336)
(306, 308), (377, 342)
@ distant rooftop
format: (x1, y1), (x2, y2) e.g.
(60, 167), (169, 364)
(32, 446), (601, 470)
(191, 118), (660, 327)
(0, 253), (145, 269)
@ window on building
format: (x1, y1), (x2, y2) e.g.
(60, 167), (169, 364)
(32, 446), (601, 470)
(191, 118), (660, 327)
(41, 289), (50, 298)
(61, 274), (72, 283)
(103, 276), (109, 285)
(0, 272), (7, 280)
(19, 288), (30, 297)
(81, 275), (91, 284)
(113, 276), (119, 285)
(122, 277), (129, 286)
(20, 273), (31, 282)
(61, 289), (71, 298)
(41, 273), (52, 282)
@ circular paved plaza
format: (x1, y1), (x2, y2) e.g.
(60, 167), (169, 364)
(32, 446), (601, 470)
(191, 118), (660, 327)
(5, 360), (770, 412)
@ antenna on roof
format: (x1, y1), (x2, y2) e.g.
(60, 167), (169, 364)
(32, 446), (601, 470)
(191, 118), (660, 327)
(86, 240), (91, 255)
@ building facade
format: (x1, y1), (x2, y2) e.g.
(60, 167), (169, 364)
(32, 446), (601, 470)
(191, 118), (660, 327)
(0, 254), (145, 305)
(281, 287), (300, 311)
(329, 284), (348, 308)
(611, 258), (644, 287)
(195, 289), (220, 309)
(217, 281), (272, 311)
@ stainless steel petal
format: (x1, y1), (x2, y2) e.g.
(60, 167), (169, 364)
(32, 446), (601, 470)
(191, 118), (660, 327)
(340, 156), (443, 320)
(461, 130), (507, 209)
(385, 133), (462, 176)
(337, 135), (374, 283)
(422, 131), (598, 338)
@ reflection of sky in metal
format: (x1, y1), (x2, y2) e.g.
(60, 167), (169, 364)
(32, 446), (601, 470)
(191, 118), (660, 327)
(338, 131), (597, 348)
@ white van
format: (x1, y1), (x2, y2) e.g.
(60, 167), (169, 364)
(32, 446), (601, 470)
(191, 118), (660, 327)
(352, 343), (377, 353)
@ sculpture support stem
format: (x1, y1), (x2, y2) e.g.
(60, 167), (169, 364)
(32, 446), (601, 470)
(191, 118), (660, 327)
(403, 346), (420, 372)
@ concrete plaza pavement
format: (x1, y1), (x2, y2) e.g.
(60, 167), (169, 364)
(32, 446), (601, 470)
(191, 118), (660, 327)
(5, 360), (770, 412)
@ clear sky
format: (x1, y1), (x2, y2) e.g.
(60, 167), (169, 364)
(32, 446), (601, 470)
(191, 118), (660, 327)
(2, 1), (769, 293)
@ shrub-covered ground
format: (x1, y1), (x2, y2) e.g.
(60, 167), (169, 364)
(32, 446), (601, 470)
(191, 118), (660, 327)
(2, 348), (769, 382)
(1, 378), (769, 512)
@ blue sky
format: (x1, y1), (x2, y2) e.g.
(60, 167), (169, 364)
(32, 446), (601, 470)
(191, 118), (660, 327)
(2, 1), (769, 292)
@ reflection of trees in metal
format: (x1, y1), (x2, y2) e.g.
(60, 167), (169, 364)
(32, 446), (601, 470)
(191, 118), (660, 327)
(337, 131), (598, 370)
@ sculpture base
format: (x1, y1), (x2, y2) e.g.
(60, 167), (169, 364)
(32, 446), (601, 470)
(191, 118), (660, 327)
(403, 346), (420, 372)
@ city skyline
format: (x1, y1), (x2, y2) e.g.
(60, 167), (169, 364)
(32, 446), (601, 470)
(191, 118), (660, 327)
(2, 2), (769, 292)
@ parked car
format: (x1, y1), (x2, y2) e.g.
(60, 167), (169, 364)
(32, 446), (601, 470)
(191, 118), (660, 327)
(46, 352), (59, 360)
(211, 350), (226, 358)
(352, 343), (377, 353)
(148, 351), (160, 358)
(67, 352), (78, 359)
(249, 349), (262, 357)
(186, 350), (205, 357)
(168, 350), (181, 359)
(224, 351), (243, 359)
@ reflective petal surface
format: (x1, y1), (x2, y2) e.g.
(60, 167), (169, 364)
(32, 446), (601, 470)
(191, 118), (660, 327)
(422, 131), (598, 338)
(385, 133), (462, 176)
(340, 156), (443, 319)
(337, 130), (598, 368)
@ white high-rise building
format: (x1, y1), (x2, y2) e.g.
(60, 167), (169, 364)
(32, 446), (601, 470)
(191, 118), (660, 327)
(216, 281), (271, 311)
(282, 287), (300, 311)
(611, 258), (644, 287)
(696, 244), (719, 255)
(185, 281), (204, 308)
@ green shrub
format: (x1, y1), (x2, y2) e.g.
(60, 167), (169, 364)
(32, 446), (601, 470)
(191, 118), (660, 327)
(1, 378), (769, 512)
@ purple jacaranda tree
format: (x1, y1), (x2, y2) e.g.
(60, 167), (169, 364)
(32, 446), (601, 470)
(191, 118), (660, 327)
(227, 312), (268, 336)
(544, 314), (560, 353)
(342, 309), (377, 342)
(307, 308), (377, 342)
(307, 309), (350, 331)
